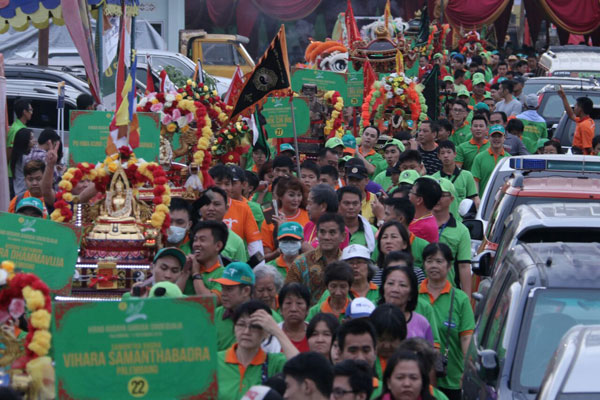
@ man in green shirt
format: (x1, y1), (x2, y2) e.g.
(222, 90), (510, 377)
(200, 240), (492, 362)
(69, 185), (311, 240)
(456, 114), (490, 171)
(283, 352), (333, 400)
(354, 125), (388, 178)
(373, 138), (405, 192)
(433, 178), (472, 297)
(167, 198), (194, 254)
(517, 93), (548, 153)
(7, 99), (32, 186)
(472, 124), (511, 197)
(338, 186), (378, 262)
(449, 99), (472, 146)
(212, 262), (255, 351)
(432, 140), (479, 220)
(197, 187), (248, 262)
(125, 247), (187, 298)
(181, 220), (228, 298)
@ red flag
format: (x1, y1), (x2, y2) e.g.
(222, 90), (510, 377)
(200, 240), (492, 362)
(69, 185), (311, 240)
(145, 61), (155, 94)
(345, 0), (361, 48)
(363, 61), (377, 99)
(223, 66), (244, 106)
(384, 0), (391, 32)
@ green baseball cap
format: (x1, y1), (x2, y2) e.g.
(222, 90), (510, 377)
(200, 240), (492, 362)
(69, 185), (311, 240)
(472, 72), (486, 86)
(483, 92), (492, 100)
(339, 155), (353, 164)
(474, 102), (489, 112)
(153, 247), (187, 268)
(433, 53), (443, 60)
(342, 133), (356, 149)
(489, 124), (506, 136)
(457, 88), (471, 98)
(383, 138), (406, 152)
(280, 143), (296, 154)
(437, 177), (457, 199)
(398, 169), (420, 185)
(149, 281), (184, 298)
(326, 137), (344, 149)
(277, 221), (304, 240)
(16, 197), (44, 216)
(212, 262), (255, 286)
(443, 76), (454, 83)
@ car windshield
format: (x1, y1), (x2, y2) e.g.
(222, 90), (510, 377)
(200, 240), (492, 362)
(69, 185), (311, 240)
(540, 93), (600, 121)
(513, 289), (600, 392)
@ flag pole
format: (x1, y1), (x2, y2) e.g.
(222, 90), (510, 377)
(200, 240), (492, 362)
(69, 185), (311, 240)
(289, 95), (301, 174)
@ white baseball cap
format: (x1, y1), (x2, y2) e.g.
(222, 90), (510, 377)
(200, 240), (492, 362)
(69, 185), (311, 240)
(345, 297), (376, 319)
(341, 244), (371, 261)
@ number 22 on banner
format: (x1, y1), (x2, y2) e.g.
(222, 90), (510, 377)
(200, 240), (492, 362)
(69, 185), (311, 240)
(128, 376), (149, 397)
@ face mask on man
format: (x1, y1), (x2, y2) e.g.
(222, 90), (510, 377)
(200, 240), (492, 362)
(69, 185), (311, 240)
(280, 240), (302, 256)
(167, 226), (187, 244)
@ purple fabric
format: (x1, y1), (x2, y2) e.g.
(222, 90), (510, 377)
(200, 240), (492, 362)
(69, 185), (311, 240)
(366, 180), (383, 194)
(407, 311), (434, 345)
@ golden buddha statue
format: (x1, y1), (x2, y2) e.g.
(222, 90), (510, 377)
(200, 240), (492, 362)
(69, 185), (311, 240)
(88, 166), (146, 241)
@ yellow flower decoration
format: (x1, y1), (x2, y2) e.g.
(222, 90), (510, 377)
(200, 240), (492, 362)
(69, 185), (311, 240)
(28, 330), (52, 357)
(31, 310), (51, 330)
(23, 286), (45, 311)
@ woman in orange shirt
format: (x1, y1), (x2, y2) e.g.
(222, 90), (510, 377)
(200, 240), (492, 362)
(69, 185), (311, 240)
(261, 176), (310, 261)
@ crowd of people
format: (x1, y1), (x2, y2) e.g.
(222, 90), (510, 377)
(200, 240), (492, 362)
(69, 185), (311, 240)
(3, 47), (598, 400)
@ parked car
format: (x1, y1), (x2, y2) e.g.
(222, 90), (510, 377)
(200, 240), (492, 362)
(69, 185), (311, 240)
(537, 324), (600, 400)
(462, 242), (600, 399)
(538, 45), (600, 78)
(522, 76), (598, 97)
(4, 65), (90, 94)
(552, 106), (600, 153)
(536, 84), (600, 130)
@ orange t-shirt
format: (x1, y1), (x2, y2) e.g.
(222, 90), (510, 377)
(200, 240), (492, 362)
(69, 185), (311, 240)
(573, 117), (596, 154)
(261, 208), (310, 252)
(8, 191), (48, 218)
(222, 198), (261, 244)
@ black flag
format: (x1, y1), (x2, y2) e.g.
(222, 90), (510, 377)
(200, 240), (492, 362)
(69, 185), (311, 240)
(422, 64), (440, 121)
(229, 25), (291, 122)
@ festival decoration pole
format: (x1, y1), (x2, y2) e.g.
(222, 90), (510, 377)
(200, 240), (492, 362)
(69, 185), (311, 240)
(289, 96), (302, 174)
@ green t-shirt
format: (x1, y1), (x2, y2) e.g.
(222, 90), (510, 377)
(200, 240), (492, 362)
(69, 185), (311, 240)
(267, 257), (289, 280)
(519, 119), (548, 153)
(252, 191), (273, 210)
(449, 122), (472, 146)
(217, 349), (287, 399)
(183, 263), (224, 295)
(247, 200), (265, 230)
(215, 306), (236, 351)
(366, 152), (388, 179)
(471, 149), (511, 197)
(432, 168), (478, 221)
(373, 170), (394, 193)
(418, 284), (475, 390)
(415, 296), (440, 347)
(222, 230), (248, 262)
(411, 235), (429, 269)
(349, 222), (379, 263)
(438, 215), (472, 288)
(6, 119), (26, 178)
(306, 297), (347, 323)
(456, 140), (490, 172)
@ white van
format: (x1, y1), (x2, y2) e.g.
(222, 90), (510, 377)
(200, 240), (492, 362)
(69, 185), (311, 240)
(539, 45), (600, 78)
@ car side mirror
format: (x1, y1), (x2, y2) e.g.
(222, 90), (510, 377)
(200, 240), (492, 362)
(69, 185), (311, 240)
(478, 349), (499, 385)
(472, 250), (495, 277)
(463, 219), (484, 241)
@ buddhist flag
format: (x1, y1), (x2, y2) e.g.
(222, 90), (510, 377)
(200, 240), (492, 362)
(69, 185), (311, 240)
(108, 50), (139, 154)
(228, 25), (291, 122)
(345, 0), (361, 48)
(363, 61), (377, 99)
(106, 13), (128, 155)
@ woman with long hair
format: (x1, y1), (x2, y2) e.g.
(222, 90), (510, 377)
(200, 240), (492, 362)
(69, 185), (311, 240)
(306, 312), (339, 363)
(11, 128), (35, 196)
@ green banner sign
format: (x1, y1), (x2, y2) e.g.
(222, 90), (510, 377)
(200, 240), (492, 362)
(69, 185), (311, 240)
(69, 110), (160, 165)
(347, 65), (364, 106)
(291, 67), (348, 100)
(0, 212), (80, 294)
(262, 96), (310, 139)
(53, 297), (217, 399)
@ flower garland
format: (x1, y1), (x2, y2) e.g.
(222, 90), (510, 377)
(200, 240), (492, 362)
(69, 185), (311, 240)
(360, 73), (427, 132)
(211, 121), (251, 164)
(0, 261), (52, 362)
(51, 148), (172, 235)
(323, 91), (345, 139)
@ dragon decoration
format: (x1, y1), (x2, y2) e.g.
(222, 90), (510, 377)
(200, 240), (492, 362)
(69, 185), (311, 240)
(303, 40), (349, 73)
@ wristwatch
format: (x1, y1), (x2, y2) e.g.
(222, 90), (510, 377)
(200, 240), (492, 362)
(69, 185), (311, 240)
(192, 274), (203, 281)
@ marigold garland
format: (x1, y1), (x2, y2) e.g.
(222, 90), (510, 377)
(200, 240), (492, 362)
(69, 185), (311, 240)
(323, 90), (345, 139)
